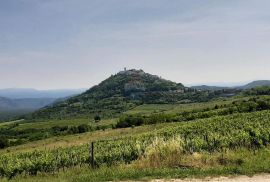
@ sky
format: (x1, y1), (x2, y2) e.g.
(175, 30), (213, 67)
(1, 0), (270, 89)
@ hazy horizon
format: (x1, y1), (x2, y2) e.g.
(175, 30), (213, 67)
(0, 75), (264, 90)
(1, 0), (270, 89)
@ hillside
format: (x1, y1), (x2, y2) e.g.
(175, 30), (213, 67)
(191, 80), (270, 91)
(2, 110), (270, 180)
(240, 80), (270, 89)
(0, 97), (56, 121)
(0, 97), (56, 110)
(29, 69), (264, 121)
(28, 69), (186, 120)
(1, 86), (270, 180)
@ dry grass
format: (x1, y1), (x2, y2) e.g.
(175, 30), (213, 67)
(0, 122), (180, 154)
(133, 137), (185, 168)
(133, 150), (243, 169)
(132, 137), (246, 169)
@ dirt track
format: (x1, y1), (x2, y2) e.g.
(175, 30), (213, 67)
(151, 174), (270, 182)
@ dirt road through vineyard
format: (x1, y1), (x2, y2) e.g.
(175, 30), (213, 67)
(148, 174), (270, 182)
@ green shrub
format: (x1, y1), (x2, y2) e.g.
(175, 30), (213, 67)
(0, 138), (9, 149)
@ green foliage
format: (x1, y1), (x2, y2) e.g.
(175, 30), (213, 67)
(77, 124), (91, 133)
(244, 86), (270, 96)
(0, 138), (9, 149)
(1, 111), (270, 178)
(116, 115), (144, 128)
(94, 115), (101, 122)
(27, 71), (144, 120)
(116, 96), (270, 128)
(26, 69), (212, 120)
(0, 110), (32, 122)
(0, 119), (115, 149)
(1, 96), (269, 149)
(25, 70), (265, 121)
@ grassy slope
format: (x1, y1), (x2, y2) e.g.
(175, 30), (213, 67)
(0, 98), (235, 150)
(4, 148), (270, 182)
(124, 98), (235, 115)
(0, 112), (269, 181)
(1, 96), (270, 181)
(0, 122), (180, 154)
(0, 96), (246, 131)
(0, 119), (23, 127)
(12, 118), (116, 131)
(0, 110), (32, 122)
(0, 96), (250, 127)
(0, 96), (264, 153)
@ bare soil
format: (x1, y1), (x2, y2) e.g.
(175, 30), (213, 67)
(151, 174), (270, 182)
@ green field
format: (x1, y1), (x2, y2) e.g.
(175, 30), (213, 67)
(12, 118), (116, 131)
(0, 122), (179, 154)
(0, 92), (270, 181)
(4, 147), (270, 182)
(124, 98), (234, 115)
(1, 110), (270, 179)
(0, 119), (24, 127)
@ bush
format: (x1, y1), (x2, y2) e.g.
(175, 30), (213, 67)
(0, 138), (9, 149)
(52, 126), (69, 134)
(116, 115), (144, 128)
(94, 115), (101, 122)
(68, 126), (79, 134)
(78, 124), (90, 133)
(244, 86), (270, 96)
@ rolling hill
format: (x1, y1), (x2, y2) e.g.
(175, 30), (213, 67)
(28, 69), (187, 120)
(0, 88), (86, 121)
(239, 80), (270, 89)
(1, 71), (270, 181)
(0, 97), (56, 121)
(191, 80), (270, 91)
(30, 69), (265, 121)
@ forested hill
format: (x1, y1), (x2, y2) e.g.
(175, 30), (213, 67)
(28, 69), (187, 120)
(240, 80), (270, 89)
(191, 80), (270, 91)
(0, 97), (56, 110)
(0, 97), (56, 121)
(30, 69), (267, 121)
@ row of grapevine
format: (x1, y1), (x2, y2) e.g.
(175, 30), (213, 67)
(1, 110), (270, 178)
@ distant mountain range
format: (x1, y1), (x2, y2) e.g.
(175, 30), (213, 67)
(191, 80), (270, 91)
(0, 88), (86, 99)
(0, 88), (86, 121)
(0, 97), (57, 121)
(0, 97), (57, 110)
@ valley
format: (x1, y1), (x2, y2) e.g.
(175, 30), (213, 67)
(0, 70), (270, 181)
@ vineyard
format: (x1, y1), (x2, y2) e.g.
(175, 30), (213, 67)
(1, 110), (270, 179)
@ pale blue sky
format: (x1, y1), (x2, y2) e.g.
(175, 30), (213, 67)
(1, 0), (270, 89)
